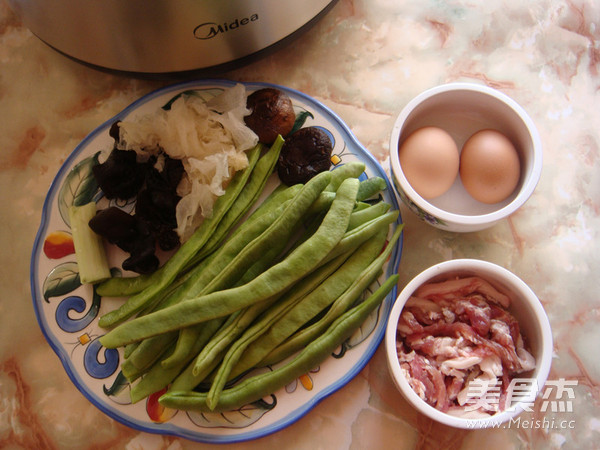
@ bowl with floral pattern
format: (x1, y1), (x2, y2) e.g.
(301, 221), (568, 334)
(389, 82), (542, 232)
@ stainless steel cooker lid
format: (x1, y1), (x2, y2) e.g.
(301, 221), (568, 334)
(9, 0), (338, 75)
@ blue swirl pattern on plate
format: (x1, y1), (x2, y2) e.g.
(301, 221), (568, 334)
(84, 338), (120, 379)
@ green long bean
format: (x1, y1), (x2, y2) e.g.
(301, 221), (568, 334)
(121, 331), (178, 381)
(347, 202), (391, 231)
(325, 162), (365, 191)
(306, 176), (389, 220)
(356, 176), (387, 200)
(322, 210), (399, 264)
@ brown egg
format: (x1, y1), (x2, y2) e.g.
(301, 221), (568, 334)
(460, 129), (521, 204)
(398, 126), (459, 199)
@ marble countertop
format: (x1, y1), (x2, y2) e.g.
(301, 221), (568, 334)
(1, 0), (599, 448)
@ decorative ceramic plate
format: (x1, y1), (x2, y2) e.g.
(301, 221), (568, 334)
(30, 80), (403, 444)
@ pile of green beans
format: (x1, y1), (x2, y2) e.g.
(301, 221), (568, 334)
(96, 138), (403, 413)
(160, 273), (400, 413)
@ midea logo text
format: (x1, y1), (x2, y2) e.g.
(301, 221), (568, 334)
(194, 14), (259, 40)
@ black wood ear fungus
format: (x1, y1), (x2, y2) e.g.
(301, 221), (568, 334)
(92, 148), (149, 199)
(244, 88), (296, 144)
(277, 127), (333, 185)
(90, 126), (185, 274)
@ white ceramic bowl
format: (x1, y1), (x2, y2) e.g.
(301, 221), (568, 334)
(389, 82), (543, 232)
(384, 259), (553, 429)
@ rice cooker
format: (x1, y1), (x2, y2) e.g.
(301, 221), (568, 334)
(8, 0), (338, 76)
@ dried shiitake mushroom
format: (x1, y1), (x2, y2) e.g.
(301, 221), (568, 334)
(244, 88), (296, 144)
(277, 126), (333, 185)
